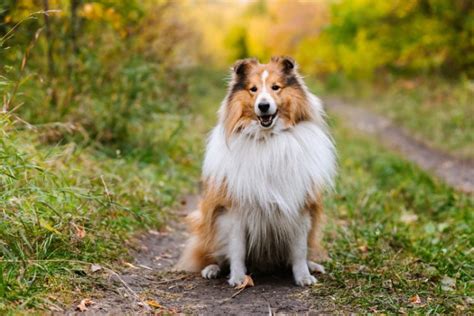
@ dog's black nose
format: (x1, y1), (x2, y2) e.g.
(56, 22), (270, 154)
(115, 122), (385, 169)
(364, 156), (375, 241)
(258, 102), (270, 113)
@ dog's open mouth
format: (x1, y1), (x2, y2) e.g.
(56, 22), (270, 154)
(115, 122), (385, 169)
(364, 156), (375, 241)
(258, 112), (277, 128)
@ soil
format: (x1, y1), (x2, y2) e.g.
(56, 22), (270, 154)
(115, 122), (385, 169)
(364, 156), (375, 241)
(68, 195), (345, 315)
(326, 98), (474, 194)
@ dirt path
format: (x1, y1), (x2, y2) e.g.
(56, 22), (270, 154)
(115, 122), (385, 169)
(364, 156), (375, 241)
(73, 195), (343, 315)
(326, 98), (474, 194)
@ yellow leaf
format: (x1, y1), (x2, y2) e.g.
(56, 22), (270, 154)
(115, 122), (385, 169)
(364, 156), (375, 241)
(146, 300), (162, 309)
(409, 294), (422, 305)
(76, 298), (94, 312)
(235, 275), (254, 290)
(39, 219), (61, 235)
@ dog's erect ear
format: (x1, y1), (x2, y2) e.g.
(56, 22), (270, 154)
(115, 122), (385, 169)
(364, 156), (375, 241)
(232, 58), (258, 77)
(271, 56), (297, 74)
(282, 57), (296, 72)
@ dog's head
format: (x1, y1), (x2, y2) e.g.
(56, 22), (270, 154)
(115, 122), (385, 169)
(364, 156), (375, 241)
(221, 56), (314, 138)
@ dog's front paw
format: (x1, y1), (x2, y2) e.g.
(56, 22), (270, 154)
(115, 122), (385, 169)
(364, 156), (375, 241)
(295, 274), (317, 286)
(201, 264), (221, 279)
(228, 273), (246, 287)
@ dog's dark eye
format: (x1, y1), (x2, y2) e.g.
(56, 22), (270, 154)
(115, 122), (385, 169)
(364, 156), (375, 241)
(272, 85), (280, 91)
(250, 86), (258, 92)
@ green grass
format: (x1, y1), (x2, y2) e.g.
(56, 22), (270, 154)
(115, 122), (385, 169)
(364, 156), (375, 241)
(0, 113), (201, 310)
(0, 58), (205, 310)
(1, 22), (212, 308)
(321, 77), (474, 160)
(315, 119), (473, 313)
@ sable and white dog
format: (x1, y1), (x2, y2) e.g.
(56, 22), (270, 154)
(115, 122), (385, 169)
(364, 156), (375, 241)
(177, 56), (336, 286)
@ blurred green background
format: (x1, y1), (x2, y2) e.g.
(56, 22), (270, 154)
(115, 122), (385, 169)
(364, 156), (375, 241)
(0, 0), (473, 313)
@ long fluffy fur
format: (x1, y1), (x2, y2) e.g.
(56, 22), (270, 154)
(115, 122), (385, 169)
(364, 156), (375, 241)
(177, 57), (336, 278)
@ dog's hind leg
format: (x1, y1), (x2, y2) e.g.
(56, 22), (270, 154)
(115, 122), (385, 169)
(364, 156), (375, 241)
(307, 194), (329, 262)
(201, 264), (221, 279)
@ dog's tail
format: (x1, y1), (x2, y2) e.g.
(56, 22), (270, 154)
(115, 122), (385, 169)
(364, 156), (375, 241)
(174, 210), (210, 272)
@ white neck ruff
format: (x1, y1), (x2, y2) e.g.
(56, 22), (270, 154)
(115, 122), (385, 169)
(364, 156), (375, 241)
(203, 119), (336, 216)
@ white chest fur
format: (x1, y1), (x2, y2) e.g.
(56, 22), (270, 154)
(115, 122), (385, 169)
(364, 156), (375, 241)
(203, 121), (336, 216)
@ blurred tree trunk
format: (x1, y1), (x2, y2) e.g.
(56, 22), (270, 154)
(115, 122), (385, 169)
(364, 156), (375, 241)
(42, 0), (55, 78)
(68, 0), (80, 77)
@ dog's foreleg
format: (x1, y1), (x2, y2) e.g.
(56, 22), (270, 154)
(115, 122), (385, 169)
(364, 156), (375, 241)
(292, 216), (317, 286)
(227, 215), (247, 287)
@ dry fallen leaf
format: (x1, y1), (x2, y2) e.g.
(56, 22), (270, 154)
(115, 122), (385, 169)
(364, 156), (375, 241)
(76, 298), (94, 312)
(72, 223), (86, 239)
(232, 275), (255, 298)
(409, 294), (422, 305)
(90, 264), (102, 273)
(357, 245), (369, 253)
(235, 275), (254, 290)
(146, 299), (162, 309)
